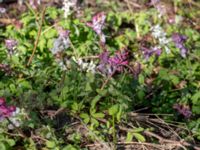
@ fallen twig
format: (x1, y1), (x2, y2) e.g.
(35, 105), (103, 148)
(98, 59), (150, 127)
(27, 7), (46, 66)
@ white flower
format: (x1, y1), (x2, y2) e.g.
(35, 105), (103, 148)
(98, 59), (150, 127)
(0, 7), (6, 14)
(72, 57), (96, 73)
(62, 0), (77, 18)
(151, 24), (171, 53)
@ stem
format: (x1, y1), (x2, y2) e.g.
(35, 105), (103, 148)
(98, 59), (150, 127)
(27, 7), (46, 66)
(112, 116), (117, 150)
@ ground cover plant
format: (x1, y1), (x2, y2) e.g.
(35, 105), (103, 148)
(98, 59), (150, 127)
(0, 0), (200, 149)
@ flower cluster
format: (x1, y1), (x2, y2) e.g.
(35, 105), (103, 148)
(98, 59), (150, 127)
(51, 29), (70, 55)
(0, 7), (6, 14)
(141, 46), (162, 60)
(62, 0), (77, 18)
(87, 12), (106, 45)
(72, 57), (96, 73)
(5, 39), (18, 55)
(97, 49), (129, 75)
(150, 0), (168, 18)
(151, 25), (171, 54)
(172, 33), (188, 58)
(29, 0), (41, 9)
(7, 107), (26, 130)
(0, 98), (16, 121)
(0, 64), (12, 75)
(173, 103), (192, 118)
(0, 98), (26, 129)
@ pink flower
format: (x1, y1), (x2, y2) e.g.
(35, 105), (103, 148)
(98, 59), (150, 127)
(0, 98), (5, 105)
(29, 0), (41, 9)
(98, 49), (129, 75)
(0, 97), (16, 121)
(5, 39), (18, 50)
(87, 12), (106, 44)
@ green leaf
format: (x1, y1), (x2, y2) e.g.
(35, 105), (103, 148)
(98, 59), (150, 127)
(116, 105), (122, 122)
(0, 142), (7, 150)
(92, 113), (105, 118)
(132, 127), (144, 133)
(137, 90), (145, 101)
(138, 74), (145, 84)
(85, 83), (92, 91)
(108, 104), (119, 116)
(38, 37), (46, 52)
(80, 113), (90, 124)
(132, 133), (146, 142)
(62, 145), (77, 150)
(71, 102), (79, 112)
(91, 95), (101, 108)
(192, 105), (200, 114)
(126, 132), (134, 142)
(91, 118), (99, 127)
(96, 89), (107, 96)
(192, 92), (200, 105)
(170, 75), (179, 85)
(6, 139), (15, 146)
(46, 141), (56, 148)
(44, 28), (57, 39)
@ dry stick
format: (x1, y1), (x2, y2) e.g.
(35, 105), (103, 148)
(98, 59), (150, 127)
(119, 125), (200, 150)
(27, 7), (46, 66)
(100, 63), (133, 90)
(117, 141), (165, 150)
(100, 70), (116, 90)
(6, 117), (27, 138)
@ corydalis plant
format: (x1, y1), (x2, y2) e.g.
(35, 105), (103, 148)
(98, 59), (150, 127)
(151, 25), (171, 54)
(51, 28), (71, 70)
(0, 98), (16, 121)
(29, 0), (41, 9)
(0, 64), (12, 76)
(5, 39), (18, 55)
(62, 0), (77, 18)
(141, 47), (162, 60)
(173, 103), (192, 118)
(87, 12), (106, 45)
(72, 57), (96, 74)
(0, 7), (6, 14)
(51, 29), (70, 55)
(98, 49), (129, 75)
(172, 33), (188, 58)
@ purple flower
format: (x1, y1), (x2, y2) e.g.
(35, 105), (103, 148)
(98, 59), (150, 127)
(87, 12), (106, 44)
(98, 49), (129, 75)
(173, 104), (192, 118)
(29, 0), (41, 9)
(0, 7), (6, 14)
(108, 50), (129, 72)
(58, 27), (71, 38)
(0, 64), (12, 75)
(172, 33), (188, 58)
(150, 0), (160, 5)
(5, 39), (18, 55)
(0, 98), (5, 105)
(141, 47), (162, 60)
(0, 98), (16, 121)
(51, 28), (71, 55)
